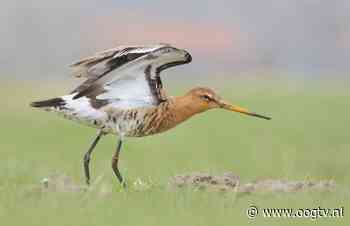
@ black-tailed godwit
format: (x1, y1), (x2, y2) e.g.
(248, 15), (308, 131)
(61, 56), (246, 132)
(31, 44), (271, 187)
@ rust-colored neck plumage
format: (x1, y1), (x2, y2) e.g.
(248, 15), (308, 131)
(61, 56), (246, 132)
(169, 95), (208, 123)
(133, 87), (221, 136)
(145, 94), (211, 135)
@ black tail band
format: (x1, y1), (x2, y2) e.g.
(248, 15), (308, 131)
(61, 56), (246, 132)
(30, 98), (65, 108)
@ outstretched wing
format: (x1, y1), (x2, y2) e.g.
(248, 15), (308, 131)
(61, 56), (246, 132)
(70, 44), (168, 78)
(70, 44), (192, 109)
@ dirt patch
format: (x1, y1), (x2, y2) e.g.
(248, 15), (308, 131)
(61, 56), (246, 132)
(37, 173), (87, 193)
(169, 172), (240, 192)
(26, 173), (151, 197)
(24, 172), (336, 196)
(24, 173), (116, 198)
(169, 172), (336, 193)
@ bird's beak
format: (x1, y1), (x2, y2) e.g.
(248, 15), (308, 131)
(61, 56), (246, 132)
(219, 101), (271, 120)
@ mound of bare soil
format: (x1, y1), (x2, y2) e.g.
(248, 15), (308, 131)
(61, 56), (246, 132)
(25, 172), (336, 196)
(169, 172), (336, 193)
(25, 173), (113, 198)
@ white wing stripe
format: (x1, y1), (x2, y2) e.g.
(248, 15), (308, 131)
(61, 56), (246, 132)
(71, 44), (190, 110)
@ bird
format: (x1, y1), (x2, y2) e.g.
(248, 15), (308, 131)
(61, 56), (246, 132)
(31, 44), (271, 187)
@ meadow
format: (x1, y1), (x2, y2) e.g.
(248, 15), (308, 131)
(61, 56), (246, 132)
(0, 78), (349, 225)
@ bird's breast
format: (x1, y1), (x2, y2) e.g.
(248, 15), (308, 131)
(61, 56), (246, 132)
(102, 99), (197, 137)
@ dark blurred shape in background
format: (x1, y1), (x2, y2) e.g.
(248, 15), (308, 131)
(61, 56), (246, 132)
(1, 0), (349, 79)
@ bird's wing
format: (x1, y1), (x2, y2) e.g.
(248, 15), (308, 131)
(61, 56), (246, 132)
(70, 44), (168, 78)
(70, 44), (191, 109)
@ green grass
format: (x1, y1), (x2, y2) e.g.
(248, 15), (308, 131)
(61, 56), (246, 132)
(1, 78), (349, 225)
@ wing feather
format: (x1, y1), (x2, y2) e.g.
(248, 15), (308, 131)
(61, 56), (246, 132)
(70, 44), (169, 78)
(70, 44), (191, 109)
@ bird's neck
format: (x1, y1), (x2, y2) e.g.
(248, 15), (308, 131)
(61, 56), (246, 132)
(168, 95), (204, 123)
(150, 96), (203, 133)
(143, 95), (206, 136)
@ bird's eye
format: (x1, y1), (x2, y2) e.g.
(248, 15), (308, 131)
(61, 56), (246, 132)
(201, 95), (211, 101)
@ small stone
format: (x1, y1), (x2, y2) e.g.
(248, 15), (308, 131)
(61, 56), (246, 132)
(41, 178), (49, 189)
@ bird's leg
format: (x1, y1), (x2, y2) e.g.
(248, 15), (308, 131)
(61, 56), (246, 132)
(111, 138), (125, 187)
(83, 130), (104, 185)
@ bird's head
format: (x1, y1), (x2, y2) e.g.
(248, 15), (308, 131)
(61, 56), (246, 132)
(186, 87), (271, 120)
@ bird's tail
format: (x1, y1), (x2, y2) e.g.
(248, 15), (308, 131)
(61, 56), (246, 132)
(30, 97), (66, 108)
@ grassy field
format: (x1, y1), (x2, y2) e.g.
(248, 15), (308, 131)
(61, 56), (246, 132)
(1, 78), (349, 225)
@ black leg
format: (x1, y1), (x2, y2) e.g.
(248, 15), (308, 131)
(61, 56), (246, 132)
(83, 130), (103, 185)
(111, 139), (125, 187)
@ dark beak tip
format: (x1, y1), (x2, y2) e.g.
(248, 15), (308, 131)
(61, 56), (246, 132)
(251, 113), (272, 120)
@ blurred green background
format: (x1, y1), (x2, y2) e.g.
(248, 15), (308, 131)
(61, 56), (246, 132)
(1, 78), (349, 225)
